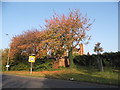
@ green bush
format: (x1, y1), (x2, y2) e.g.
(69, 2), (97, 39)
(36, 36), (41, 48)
(33, 59), (52, 71)
(7, 58), (53, 71)
(10, 63), (29, 71)
(74, 52), (120, 69)
(2, 65), (6, 71)
(74, 55), (97, 67)
(34, 62), (52, 71)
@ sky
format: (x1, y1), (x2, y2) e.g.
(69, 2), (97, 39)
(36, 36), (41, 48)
(1, 2), (118, 54)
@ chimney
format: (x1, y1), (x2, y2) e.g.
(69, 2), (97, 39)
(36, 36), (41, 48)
(79, 44), (84, 55)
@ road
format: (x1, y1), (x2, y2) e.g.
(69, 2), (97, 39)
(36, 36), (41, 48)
(1, 74), (118, 88)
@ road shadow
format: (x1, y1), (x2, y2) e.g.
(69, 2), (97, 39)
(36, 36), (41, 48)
(2, 73), (119, 89)
(44, 72), (119, 88)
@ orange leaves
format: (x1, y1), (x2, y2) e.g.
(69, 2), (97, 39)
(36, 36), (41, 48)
(44, 9), (93, 52)
(17, 45), (26, 49)
(10, 29), (42, 58)
(10, 9), (93, 61)
(36, 49), (47, 58)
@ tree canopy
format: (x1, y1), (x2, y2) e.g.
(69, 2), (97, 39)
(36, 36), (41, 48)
(9, 9), (93, 68)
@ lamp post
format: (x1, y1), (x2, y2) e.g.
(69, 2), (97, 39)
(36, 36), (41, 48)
(6, 34), (11, 71)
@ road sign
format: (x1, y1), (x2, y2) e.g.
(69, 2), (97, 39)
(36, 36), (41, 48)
(28, 56), (36, 62)
(6, 65), (10, 67)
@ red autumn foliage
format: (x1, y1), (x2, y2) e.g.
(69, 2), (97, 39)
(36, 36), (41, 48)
(10, 9), (93, 64)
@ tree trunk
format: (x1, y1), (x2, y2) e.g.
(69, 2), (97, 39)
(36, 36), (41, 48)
(68, 47), (75, 68)
(99, 59), (104, 72)
(97, 58), (100, 70)
(97, 54), (104, 72)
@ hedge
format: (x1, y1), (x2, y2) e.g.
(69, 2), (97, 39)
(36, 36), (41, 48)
(73, 52), (120, 68)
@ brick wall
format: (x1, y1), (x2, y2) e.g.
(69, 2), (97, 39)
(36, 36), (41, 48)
(52, 57), (70, 68)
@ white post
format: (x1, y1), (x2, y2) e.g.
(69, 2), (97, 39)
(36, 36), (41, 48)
(6, 47), (10, 71)
(6, 34), (11, 71)
(30, 62), (33, 74)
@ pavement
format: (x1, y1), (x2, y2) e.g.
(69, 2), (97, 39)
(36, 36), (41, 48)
(1, 74), (119, 88)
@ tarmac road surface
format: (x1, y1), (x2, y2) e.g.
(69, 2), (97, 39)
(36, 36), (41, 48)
(1, 74), (119, 88)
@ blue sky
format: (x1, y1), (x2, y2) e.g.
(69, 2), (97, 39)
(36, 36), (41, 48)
(2, 2), (118, 54)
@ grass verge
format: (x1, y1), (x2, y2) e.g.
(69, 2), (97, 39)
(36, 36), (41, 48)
(3, 66), (119, 86)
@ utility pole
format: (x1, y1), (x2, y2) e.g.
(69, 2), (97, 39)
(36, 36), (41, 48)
(6, 34), (11, 71)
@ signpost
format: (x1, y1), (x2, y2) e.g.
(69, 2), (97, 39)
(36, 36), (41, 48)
(28, 56), (36, 74)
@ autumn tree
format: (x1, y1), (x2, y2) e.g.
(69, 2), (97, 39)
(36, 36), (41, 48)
(9, 9), (94, 68)
(10, 29), (48, 63)
(44, 9), (93, 68)
(94, 42), (104, 71)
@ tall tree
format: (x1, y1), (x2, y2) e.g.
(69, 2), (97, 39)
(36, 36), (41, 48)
(44, 9), (93, 68)
(94, 42), (104, 71)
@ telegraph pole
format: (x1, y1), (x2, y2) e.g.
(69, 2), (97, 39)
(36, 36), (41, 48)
(6, 34), (11, 71)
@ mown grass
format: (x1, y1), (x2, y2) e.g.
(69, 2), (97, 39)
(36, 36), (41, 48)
(3, 66), (119, 86)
